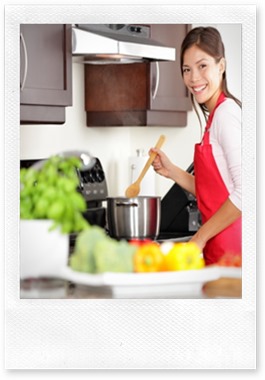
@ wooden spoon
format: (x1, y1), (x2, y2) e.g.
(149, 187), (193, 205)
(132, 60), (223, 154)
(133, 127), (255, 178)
(125, 134), (166, 198)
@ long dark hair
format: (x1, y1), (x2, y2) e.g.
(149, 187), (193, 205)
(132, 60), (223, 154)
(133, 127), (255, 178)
(180, 27), (241, 126)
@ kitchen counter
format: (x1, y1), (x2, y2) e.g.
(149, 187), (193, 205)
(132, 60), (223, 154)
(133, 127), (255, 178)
(20, 272), (242, 299)
(202, 276), (242, 298)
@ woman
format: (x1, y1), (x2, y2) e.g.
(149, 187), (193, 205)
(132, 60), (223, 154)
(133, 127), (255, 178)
(151, 27), (242, 265)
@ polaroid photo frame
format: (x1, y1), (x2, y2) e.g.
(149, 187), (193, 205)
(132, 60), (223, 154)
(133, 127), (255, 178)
(4, 4), (256, 369)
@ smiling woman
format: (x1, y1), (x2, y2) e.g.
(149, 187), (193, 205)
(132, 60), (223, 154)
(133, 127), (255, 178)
(150, 26), (242, 265)
(180, 26), (241, 123)
(182, 45), (226, 113)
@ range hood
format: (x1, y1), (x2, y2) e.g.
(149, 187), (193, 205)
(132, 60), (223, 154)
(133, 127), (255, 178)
(72, 24), (176, 64)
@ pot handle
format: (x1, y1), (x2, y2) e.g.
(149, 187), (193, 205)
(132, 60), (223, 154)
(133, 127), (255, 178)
(115, 201), (138, 207)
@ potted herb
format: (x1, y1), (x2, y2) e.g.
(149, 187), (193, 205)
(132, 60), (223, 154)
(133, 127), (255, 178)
(20, 153), (91, 279)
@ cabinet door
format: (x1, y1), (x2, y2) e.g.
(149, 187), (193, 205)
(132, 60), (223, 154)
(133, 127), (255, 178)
(20, 24), (72, 124)
(147, 24), (192, 126)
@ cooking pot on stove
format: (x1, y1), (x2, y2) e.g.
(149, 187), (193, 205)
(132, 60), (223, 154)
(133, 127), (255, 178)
(106, 196), (161, 240)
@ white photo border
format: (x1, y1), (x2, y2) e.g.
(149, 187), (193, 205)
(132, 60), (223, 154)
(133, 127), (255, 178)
(4, 4), (256, 369)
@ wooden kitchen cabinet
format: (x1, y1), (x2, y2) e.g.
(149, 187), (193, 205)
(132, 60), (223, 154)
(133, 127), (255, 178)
(20, 24), (72, 124)
(84, 24), (192, 127)
(147, 24), (192, 126)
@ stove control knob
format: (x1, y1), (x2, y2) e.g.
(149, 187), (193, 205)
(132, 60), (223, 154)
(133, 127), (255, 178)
(88, 171), (96, 183)
(95, 169), (105, 183)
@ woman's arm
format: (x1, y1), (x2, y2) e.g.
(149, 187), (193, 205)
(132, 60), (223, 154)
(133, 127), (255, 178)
(190, 198), (241, 251)
(150, 148), (196, 196)
(214, 101), (242, 211)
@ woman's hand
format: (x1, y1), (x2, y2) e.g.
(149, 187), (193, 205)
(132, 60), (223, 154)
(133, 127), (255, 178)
(150, 148), (196, 195)
(189, 198), (242, 253)
(149, 148), (175, 179)
(189, 233), (207, 252)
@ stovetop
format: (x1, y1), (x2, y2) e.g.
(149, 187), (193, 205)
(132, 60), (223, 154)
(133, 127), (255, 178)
(156, 231), (195, 243)
(69, 229), (195, 252)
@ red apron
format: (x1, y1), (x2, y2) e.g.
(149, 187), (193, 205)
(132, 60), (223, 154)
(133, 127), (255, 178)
(194, 92), (242, 265)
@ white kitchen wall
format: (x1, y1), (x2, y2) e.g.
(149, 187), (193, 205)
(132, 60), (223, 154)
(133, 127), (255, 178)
(20, 23), (241, 198)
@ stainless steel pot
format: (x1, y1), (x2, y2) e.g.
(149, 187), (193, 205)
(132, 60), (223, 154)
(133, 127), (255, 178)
(106, 196), (161, 239)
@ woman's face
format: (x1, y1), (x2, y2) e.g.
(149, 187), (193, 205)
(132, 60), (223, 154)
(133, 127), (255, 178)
(182, 45), (225, 112)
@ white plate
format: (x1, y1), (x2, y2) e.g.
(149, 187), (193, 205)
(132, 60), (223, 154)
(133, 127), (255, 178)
(217, 266), (242, 278)
(60, 266), (222, 298)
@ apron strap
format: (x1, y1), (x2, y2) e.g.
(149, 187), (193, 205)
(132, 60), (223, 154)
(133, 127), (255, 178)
(203, 92), (226, 144)
(205, 92), (226, 131)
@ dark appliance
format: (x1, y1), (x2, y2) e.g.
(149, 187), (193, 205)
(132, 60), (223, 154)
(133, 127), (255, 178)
(158, 163), (201, 240)
(75, 157), (108, 228)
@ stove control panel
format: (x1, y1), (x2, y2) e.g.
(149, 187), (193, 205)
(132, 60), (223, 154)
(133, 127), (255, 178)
(77, 157), (108, 203)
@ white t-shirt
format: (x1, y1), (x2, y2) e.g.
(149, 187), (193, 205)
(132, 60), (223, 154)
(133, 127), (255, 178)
(208, 98), (241, 211)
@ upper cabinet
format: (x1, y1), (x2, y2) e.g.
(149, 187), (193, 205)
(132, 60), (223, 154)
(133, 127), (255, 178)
(147, 24), (192, 126)
(20, 24), (72, 124)
(84, 24), (192, 127)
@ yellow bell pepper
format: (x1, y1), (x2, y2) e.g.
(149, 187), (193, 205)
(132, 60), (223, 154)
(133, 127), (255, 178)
(165, 242), (205, 271)
(134, 242), (165, 272)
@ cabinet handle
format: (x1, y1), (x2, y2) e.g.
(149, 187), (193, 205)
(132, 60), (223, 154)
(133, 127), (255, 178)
(152, 62), (160, 99)
(20, 33), (28, 91)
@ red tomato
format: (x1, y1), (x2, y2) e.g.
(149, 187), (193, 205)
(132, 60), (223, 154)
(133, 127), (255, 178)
(217, 253), (242, 267)
(129, 239), (152, 247)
